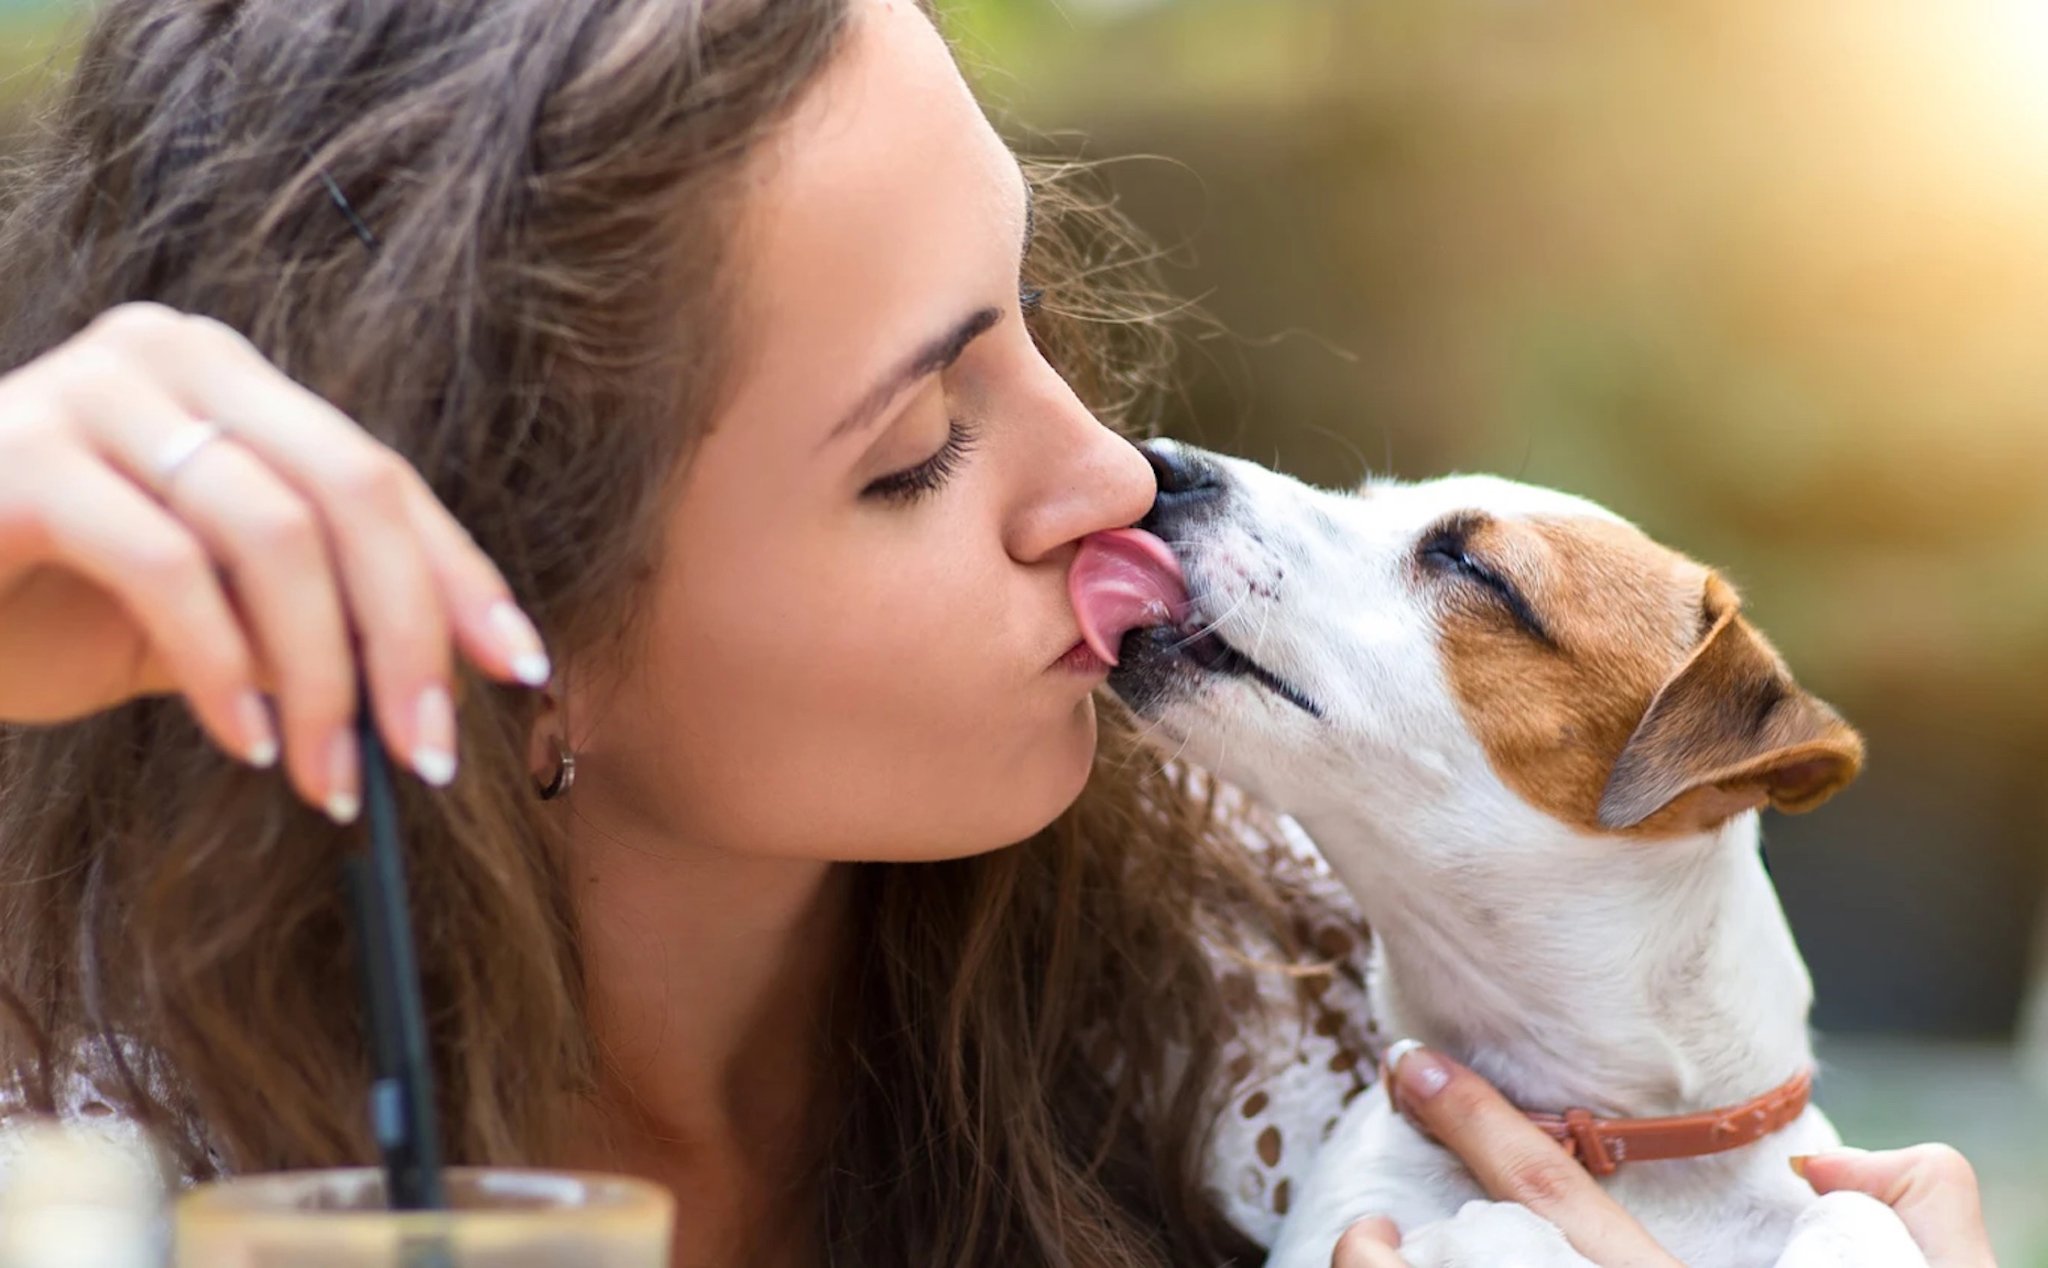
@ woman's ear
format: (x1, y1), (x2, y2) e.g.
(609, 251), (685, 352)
(1597, 575), (1864, 834)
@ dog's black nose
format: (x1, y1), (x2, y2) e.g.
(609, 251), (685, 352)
(1139, 440), (1223, 527)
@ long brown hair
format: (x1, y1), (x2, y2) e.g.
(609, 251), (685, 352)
(0, 3), (1332, 1263)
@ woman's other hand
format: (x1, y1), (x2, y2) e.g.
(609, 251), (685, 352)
(1331, 1043), (1688, 1267)
(1796, 1146), (1999, 1268)
(1333, 1044), (2000, 1268)
(0, 302), (551, 820)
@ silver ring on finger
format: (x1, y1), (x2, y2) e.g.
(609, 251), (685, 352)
(150, 419), (227, 493)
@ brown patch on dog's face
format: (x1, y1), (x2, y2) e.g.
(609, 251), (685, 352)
(1429, 514), (1861, 837)
(1430, 514), (1709, 835)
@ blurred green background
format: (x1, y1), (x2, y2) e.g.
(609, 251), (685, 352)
(0, 0), (2042, 1255)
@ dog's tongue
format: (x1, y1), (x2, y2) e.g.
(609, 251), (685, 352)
(1069, 528), (1190, 666)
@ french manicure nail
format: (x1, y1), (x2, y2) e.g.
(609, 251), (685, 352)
(412, 684), (457, 787)
(236, 690), (278, 768)
(489, 600), (552, 687)
(1389, 1039), (1453, 1103)
(325, 727), (360, 825)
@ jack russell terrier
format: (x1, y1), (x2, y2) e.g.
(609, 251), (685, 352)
(1066, 441), (1928, 1268)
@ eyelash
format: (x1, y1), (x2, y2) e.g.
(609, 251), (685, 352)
(862, 417), (981, 505)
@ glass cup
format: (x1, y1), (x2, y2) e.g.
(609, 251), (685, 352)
(173, 1168), (673, 1267)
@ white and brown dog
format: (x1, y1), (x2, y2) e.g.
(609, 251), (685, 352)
(1069, 441), (1927, 1267)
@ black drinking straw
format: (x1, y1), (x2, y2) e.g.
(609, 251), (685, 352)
(313, 155), (451, 1217)
(342, 677), (448, 1213)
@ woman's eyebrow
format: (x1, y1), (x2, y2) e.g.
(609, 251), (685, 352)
(821, 306), (1002, 446)
(821, 172), (1036, 449)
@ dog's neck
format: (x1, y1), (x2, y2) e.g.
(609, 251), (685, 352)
(1298, 797), (1815, 1121)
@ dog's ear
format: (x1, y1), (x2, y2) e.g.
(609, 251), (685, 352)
(1597, 575), (1863, 834)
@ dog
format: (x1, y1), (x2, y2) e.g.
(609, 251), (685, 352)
(1071, 440), (1928, 1267)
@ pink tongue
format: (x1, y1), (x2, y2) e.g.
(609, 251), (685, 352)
(1068, 528), (1191, 666)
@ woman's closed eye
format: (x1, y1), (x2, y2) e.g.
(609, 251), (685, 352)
(861, 416), (981, 505)
(860, 282), (1045, 506)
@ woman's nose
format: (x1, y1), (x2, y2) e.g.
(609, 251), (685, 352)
(1005, 412), (1155, 564)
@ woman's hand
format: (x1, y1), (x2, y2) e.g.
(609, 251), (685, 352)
(1795, 1146), (1998, 1268)
(1331, 1044), (2001, 1267)
(1330, 1043), (1683, 1268)
(0, 302), (551, 820)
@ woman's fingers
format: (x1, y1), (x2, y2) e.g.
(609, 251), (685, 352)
(31, 453), (274, 767)
(1796, 1146), (1998, 1268)
(161, 431), (386, 816)
(1332, 1217), (1410, 1267)
(118, 306), (549, 692)
(189, 331), (552, 694)
(400, 476), (552, 692)
(1384, 1042), (1684, 1268)
(71, 303), (551, 804)
(60, 368), (364, 816)
(0, 302), (552, 817)
(80, 308), (455, 794)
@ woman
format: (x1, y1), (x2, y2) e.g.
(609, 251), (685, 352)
(0, 1), (1996, 1264)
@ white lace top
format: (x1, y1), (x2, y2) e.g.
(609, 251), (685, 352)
(1199, 812), (1383, 1249)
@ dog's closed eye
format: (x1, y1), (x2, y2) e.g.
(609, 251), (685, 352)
(1416, 516), (1557, 648)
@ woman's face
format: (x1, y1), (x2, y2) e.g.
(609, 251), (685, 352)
(556, 0), (1155, 861)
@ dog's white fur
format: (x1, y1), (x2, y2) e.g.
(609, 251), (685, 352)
(1115, 444), (1924, 1268)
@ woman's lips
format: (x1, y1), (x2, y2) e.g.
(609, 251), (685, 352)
(1066, 528), (1191, 666)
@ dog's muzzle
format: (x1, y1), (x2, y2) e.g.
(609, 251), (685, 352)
(1109, 441), (1322, 719)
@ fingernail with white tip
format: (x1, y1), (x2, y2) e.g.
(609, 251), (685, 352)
(1387, 1038), (1452, 1103)
(1384, 1038), (1425, 1073)
(236, 690), (278, 768)
(489, 600), (552, 687)
(411, 684), (457, 787)
(325, 728), (360, 825)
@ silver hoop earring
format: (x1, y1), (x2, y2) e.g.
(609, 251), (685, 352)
(536, 740), (576, 801)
